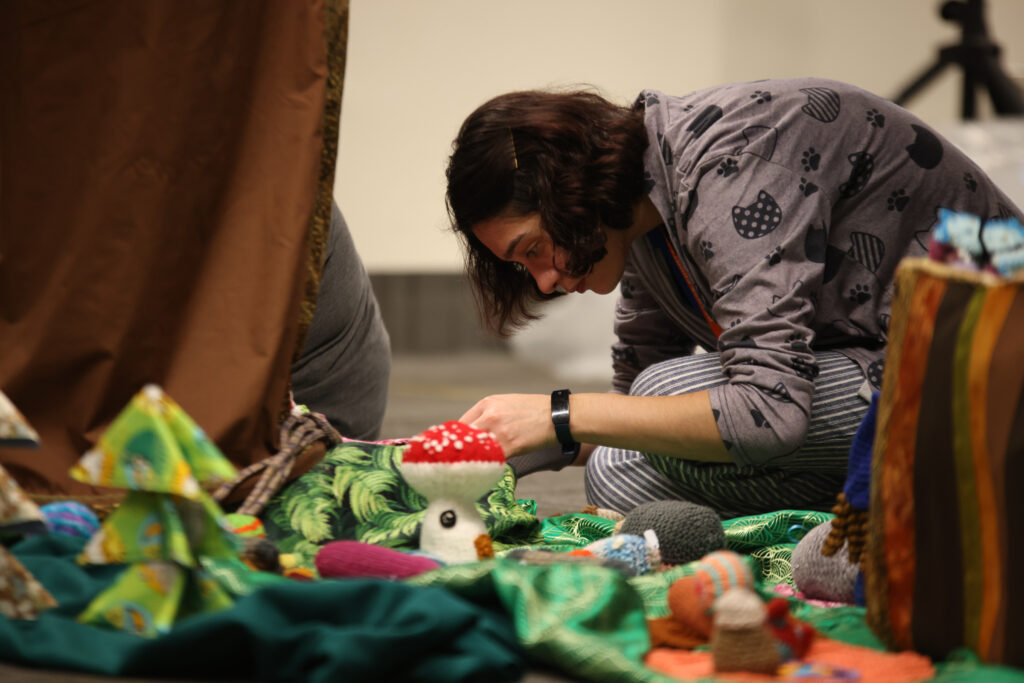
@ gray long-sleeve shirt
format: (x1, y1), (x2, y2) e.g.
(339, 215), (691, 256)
(291, 202), (391, 440)
(614, 78), (1023, 468)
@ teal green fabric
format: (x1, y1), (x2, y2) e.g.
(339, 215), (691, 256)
(4, 510), (1023, 683)
(260, 440), (542, 567)
(1, 535), (525, 682)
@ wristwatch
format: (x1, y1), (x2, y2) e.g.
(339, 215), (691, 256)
(550, 389), (581, 459)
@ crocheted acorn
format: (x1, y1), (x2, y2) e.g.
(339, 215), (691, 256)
(315, 540), (441, 580)
(710, 587), (781, 675)
(619, 500), (725, 566)
(766, 597), (816, 660)
(399, 421), (506, 565)
(668, 550), (755, 638)
(792, 521), (860, 604)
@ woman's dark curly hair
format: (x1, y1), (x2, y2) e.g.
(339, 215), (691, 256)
(445, 89), (649, 336)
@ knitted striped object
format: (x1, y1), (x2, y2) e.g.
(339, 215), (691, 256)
(39, 501), (100, 540)
(866, 258), (1024, 667)
(668, 550), (755, 638)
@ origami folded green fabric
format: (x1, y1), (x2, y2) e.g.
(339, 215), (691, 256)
(70, 384), (237, 498)
(78, 491), (239, 568)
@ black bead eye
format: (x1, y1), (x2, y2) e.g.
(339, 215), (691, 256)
(440, 510), (456, 528)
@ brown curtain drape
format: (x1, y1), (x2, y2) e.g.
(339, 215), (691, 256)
(0, 0), (347, 501)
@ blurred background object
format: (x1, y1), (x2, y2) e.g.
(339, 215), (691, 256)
(341, 0), (1024, 397)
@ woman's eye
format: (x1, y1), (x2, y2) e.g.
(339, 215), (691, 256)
(526, 245), (538, 259)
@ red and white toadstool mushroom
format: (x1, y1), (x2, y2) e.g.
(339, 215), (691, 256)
(399, 420), (506, 565)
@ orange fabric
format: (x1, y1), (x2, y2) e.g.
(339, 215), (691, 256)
(980, 289), (1024, 661)
(647, 616), (707, 650)
(966, 285), (1016, 659)
(0, 1), (336, 496)
(878, 268), (946, 649)
(645, 637), (934, 682)
(950, 289), (985, 653)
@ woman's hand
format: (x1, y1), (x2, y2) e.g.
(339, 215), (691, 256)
(459, 393), (556, 458)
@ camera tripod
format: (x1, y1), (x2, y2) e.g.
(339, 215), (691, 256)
(892, 0), (1023, 119)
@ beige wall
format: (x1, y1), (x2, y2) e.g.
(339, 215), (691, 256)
(335, 0), (1024, 274)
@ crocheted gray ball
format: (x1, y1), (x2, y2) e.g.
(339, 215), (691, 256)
(791, 521), (859, 603)
(619, 500), (726, 566)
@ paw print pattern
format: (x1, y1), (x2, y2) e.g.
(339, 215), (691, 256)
(750, 408), (771, 429)
(799, 178), (819, 196)
(866, 108), (886, 128)
(731, 190), (782, 239)
(717, 158), (738, 178)
(848, 284), (872, 304)
(787, 333), (809, 351)
(867, 359), (885, 389)
(682, 103), (695, 113)
(750, 89), (772, 104)
(765, 246), (784, 266)
(839, 151), (874, 198)
(612, 345), (639, 368)
(700, 240), (714, 260)
(886, 189), (909, 212)
(790, 356), (819, 381)
(964, 172), (977, 192)
(801, 147), (820, 172)
(620, 279), (636, 299)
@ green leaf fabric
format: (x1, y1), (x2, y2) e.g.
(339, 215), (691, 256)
(260, 440), (542, 567)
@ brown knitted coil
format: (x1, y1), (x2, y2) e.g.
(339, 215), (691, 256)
(821, 492), (868, 564)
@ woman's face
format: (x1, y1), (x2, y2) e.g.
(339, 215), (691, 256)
(472, 213), (628, 295)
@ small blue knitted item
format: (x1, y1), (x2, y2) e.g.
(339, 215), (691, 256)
(39, 501), (100, 539)
(584, 532), (660, 576)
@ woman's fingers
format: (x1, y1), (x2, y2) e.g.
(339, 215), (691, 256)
(456, 394), (553, 457)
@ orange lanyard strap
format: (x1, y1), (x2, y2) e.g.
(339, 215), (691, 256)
(648, 223), (723, 339)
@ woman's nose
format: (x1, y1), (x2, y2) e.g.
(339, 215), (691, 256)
(530, 264), (560, 294)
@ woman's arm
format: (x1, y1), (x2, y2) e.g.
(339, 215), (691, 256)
(459, 390), (732, 463)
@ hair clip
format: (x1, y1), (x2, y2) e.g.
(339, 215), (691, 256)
(508, 127), (519, 170)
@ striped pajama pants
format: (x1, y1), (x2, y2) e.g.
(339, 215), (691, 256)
(584, 351), (869, 519)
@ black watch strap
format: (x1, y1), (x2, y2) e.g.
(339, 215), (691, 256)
(550, 389), (580, 458)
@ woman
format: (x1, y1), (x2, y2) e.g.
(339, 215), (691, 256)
(447, 77), (1023, 517)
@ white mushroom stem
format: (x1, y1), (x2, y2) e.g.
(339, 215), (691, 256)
(419, 497), (489, 566)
